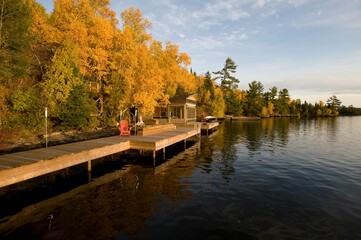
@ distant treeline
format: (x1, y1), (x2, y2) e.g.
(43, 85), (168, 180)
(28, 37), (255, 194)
(0, 1), (357, 137)
(339, 106), (361, 116)
(197, 58), (345, 119)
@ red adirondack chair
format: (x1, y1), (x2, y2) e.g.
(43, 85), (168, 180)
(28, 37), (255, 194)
(118, 120), (132, 136)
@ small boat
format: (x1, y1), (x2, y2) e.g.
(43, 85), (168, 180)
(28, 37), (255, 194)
(205, 116), (217, 122)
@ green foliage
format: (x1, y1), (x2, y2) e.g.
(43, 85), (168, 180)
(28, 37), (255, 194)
(340, 105), (361, 116)
(213, 58), (241, 116)
(327, 95), (342, 115)
(42, 40), (82, 118)
(244, 81), (264, 117)
(58, 85), (96, 130)
(213, 57), (239, 92)
(203, 71), (215, 99)
(224, 91), (243, 116)
(0, 0), (33, 84)
(9, 87), (43, 131)
(275, 88), (291, 115)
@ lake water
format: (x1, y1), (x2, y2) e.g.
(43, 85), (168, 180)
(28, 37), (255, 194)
(1, 117), (361, 239)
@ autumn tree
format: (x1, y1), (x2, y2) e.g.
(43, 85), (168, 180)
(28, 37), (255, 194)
(112, 8), (164, 117)
(41, 40), (83, 121)
(51, 0), (118, 119)
(121, 7), (151, 45)
(29, 0), (60, 82)
(151, 40), (195, 98)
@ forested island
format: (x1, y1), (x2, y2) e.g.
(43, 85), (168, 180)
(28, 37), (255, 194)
(1, 0), (360, 138)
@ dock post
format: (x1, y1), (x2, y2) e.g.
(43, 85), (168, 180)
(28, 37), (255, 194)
(184, 139), (187, 149)
(163, 148), (166, 160)
(153, 151), (156, 166)
(87, 160), (91, 172)
(87, 160), (92, 182)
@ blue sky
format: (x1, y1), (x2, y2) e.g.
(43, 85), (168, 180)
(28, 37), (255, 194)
(38, 0), (361, 107)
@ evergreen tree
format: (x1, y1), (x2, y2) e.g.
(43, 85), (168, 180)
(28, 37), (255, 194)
(204, 71), (215, 100)
(59, 85), (96, 130)
(277, 88), (291, 115)
(327, 95), (342, 116)
(213, 57), (239, 91)
(245, 81), (264, 117)
(213, 58), (241, 115)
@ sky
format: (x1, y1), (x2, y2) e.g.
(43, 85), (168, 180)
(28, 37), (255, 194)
(38, 0), (361, 107)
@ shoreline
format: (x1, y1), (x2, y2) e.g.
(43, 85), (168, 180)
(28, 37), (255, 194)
(0, 128), (119, 155)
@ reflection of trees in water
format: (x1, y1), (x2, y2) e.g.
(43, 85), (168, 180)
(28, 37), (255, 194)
(1, 149), (199, 239)
(217, 119), (294, 158)
(260, 118), (299, 153)
(243, 121), (263, 153)
(74, 160), (196, 237)
(214, 121), (244, 181)
(300, 117), (339, 148)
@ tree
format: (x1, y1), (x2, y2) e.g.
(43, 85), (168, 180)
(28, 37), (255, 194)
(121, 7), (152, 45)
(114, 13), (164, 116)
(0, 0), (33, 84)
(203, 71), (215, 99)
(327, 95), (342, 116)
(41, 40), (82, 120)
(150, 40), (195, 98)
(213, 57), (239, 92)
(276, 88), (291, 115)
(52, 0), (118, 118)
(196, 73), (225, 118)
(263, 86), (277, 117)
(59, 85), (96, 130)
(213, 58), (241, 115)
(29, 0), (60, 82)
(245, 81), (264, 117)
(9, 86), (43, 131)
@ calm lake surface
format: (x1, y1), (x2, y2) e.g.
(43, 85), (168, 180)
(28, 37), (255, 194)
(1, 117), (361, 239)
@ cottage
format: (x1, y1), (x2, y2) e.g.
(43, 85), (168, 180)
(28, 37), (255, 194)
(153, 94), (197, 125)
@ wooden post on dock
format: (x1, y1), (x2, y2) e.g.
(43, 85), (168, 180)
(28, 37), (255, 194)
(45, 107), (48, 148)
(87, 160), (92, 182)
(163, 148), (166, 160)
(153, 150), (156, 166)
(184, 139), (187, 149)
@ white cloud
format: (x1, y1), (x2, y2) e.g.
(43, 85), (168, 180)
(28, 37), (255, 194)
(287, 0), (309, 7)
(185, 36), (224, 50)
(193, 0), (250, 21)
(253, 0), (267, 9)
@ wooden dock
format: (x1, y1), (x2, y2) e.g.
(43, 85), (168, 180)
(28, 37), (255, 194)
(0, 126), (200, 188)
(201, 122), (219, 134)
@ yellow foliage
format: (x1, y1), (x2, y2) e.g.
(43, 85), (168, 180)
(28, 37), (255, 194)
(261, 106), (269, 118)
(267, 101), (274, 116)
(121, 7), (152, 45)
(52, 0), (118, 79)
(234, 89), (247, 101)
